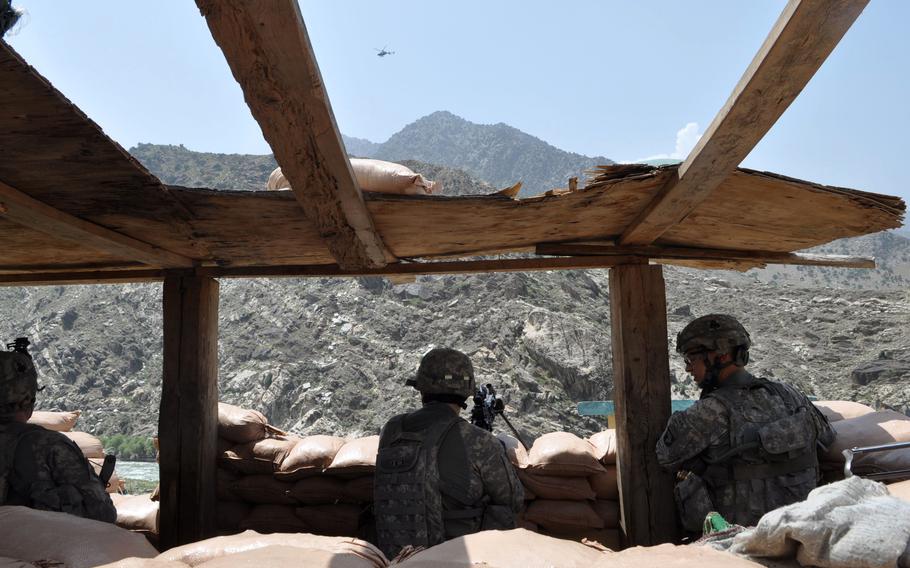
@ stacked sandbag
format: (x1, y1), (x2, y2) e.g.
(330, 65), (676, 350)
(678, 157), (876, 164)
(0, 506), (157, 568)
(591, 543), (767, 567)
(267, 158), (439, 195)
(820, 410), (910, 481)
(27, 409), (81, 431)
(514, 431), (621, 550)
(111, 493), (159, 536)
(813, 400), (875, 423)
(214, 402), (378, 538)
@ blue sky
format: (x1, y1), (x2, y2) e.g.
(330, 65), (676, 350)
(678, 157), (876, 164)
(6, 1), (909, 211)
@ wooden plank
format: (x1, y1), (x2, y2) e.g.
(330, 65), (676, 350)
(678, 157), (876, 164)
(196, 0), (390, 270)
(609, 264), (677, 545)
(620, 0), (869, 246)
(159, 276), (219, 549)
(536, 242), (876, 268)
(0, 179), (195, 268)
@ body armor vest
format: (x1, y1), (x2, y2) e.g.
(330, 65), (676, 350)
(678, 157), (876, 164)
(0, 422), (41, 505)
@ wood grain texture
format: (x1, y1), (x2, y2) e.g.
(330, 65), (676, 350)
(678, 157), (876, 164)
(620, 0), (870, 245)
(159, 276), (219, 548)
(609, 264), (677, 545)
(195, 0), (390, 269)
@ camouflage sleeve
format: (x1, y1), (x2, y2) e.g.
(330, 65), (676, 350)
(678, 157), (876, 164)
(40, 434), (116, 523)
(655, 397), (729, 472)
(475, 433), (524, 514)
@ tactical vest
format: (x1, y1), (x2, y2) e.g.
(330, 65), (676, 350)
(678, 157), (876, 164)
(701, 373), (819, 484)
(0, 422), (42, 505)
(374, 413), (484, 560)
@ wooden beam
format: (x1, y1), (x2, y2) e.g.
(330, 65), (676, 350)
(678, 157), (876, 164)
(0, 179), (195, 268)
(159, 276), (219, 549)
(620, 0), (869, 246)
(536, 242), (876, 269)
(609, 264), (677, 545)
(196, 0), (390, 270)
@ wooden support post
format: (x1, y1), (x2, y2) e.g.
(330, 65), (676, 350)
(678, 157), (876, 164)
(609, 264), (677, 545)
(159, 276), (219, 549)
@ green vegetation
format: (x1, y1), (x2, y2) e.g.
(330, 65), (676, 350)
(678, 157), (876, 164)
(102, 434), (156, 461)
(123, 478), (158, 495)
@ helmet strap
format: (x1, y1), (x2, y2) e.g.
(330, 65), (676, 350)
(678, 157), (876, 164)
(699, 355), (735, 397)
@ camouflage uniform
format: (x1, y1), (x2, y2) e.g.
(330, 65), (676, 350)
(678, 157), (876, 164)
(0, 350), (116, 523)
(375, 348), (524, 559)
(656, 369), (834, 530)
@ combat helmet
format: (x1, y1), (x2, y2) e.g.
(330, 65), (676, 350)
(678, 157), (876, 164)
(677, 314), (751, 365)
(0, 351), (38, 420)
(405, 347), (475, 399)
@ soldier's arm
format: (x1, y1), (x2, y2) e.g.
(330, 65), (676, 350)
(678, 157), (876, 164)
(477, 436), (524, 513)
(46, 437), (117, 523)
(655, 398), (729, 472)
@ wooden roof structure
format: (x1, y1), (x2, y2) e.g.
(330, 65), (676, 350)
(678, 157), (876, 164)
(0, 0), (902, 552)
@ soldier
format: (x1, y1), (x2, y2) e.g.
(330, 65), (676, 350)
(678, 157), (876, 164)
(374, 348), (524, 559)
(0, 342), (116, 523)
(656, 315), (835, 532)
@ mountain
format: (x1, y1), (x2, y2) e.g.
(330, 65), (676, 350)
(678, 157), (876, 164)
(131, 143), (276, 191)
(342, 135), (381, 158)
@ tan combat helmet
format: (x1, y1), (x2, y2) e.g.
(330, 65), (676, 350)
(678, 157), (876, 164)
(406, 348), (476, 398)
(0, 351), (38, 420)
(677, 314), (752, 364)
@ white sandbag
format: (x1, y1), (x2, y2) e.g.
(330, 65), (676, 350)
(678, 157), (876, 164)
(822, 410), (910, 464)
(158, 530), (387, 567)
(268, 159), (439, 195)
(95, 560), (189, 568)
(396, 528), (608, 567)
(0, 506), (157, 568)
(325, 436), (379, 478)
(114, 493), (160, 533)
(813, 400), (876, 422)
(61, 431), (104, 459)
(217, 403), (269, 444)
(194, 545), (375, 568)
(591, 543), (766, 567)
(887, 479), (910, 503)
(496, 433), (529, 469)
(587, 430), (617, 465)
(527, 432), (605, 477)
(27, 410), (80, 432)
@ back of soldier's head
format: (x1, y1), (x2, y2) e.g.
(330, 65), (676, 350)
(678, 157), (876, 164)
(406, 348), (476, 404)
(0, 351), (38, 422)
(677, 314), (752, 365)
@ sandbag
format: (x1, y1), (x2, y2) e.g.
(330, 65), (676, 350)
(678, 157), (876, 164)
(589, 466), (619, 500)
(290, 476), (348, 504)
(523, 500), (604, 532)
(232, 475), (296, 505)
(396, 528), (608, 567)
(496, 433), (530, 469)
(325, 436), (379, 478)
(217, 403), (269, 444)
(295, 504), (362, 536)
(822, 410), (910, 463)
(114, 493), (159, 533)
(268, 160), (439, 196)
(276, 435), (347, 481)
(61, 431), (104, 459)
(221, 436), (300, 475)
(238, 504), (310, 534)
(216, 468), (240, 501)
(592, 500), (620, 529)
(887, 479), (910, 503)
(528, 432), (605, 477)
(94, 560), (190, 568)
(158, 530), (387, 568)
(194, 545), (375, 568)
(27, 409), (80, 432)
(814, 400), (876, 422)
(0, 506), (157, 568)
(216, 501), (250, 532)
(0, 558), (37, 568)
(543, 528), (622, 550)
(517, 470), (595, 501)
(592, 543), (766, 567)
(89, 457), (125, 493)
(343, 476), (374, 503)
(587, 430), (617, 465)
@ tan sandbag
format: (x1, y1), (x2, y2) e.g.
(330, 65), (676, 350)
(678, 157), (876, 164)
(268, 160), (439, 195)
(89, 457), (125, 493)
(95, 559), (190, 568)
(275, 435), (347, 481)
(221, 436), (300, 475)
(0, 506), (157, 568)
(289, 476), (348, 504)
(61, 431), (104, 459)
(589, 466), (619, 500)
(496, 433), (530, 469)
(590, 543), (766, 567)
(215, 501), (250, 532)
(396, 528), (608, 567)
(114, 493), (159, 533)
(517, 470), (595, 501)
(523, 499), (604, 532)
(325, 436), (379, 478)
(0, 557), (37, 568)
(343, 476), (374, 503)
(814, 400), (876, 422)
(27, 409), (81, 432)
(216, 468), (239, 501)
(296, 504), (362, 536)
(194, 545), (375, 568)
(821, 410), (910, 463)
(592, 500), (620, 529)
(528, 432), (606, 477)
(238, 504), (310, 534)
(587, 430), (617, 465)
(542, 528), (622, 550)
(158, 529), (387, 567)
(887, 479), (910, 503)
(217, 403), (269, 444)
(232, 475), (296, 505)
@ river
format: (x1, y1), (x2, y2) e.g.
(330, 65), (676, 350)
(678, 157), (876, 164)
(117, 461), (159, 482)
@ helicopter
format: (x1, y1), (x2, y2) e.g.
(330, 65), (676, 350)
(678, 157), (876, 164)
(374, 45), (395, 58)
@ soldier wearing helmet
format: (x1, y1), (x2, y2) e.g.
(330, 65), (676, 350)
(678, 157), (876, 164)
(656, 315), (834, 532)
(0, 341), (116, 523)
(374, 348), (523, 559)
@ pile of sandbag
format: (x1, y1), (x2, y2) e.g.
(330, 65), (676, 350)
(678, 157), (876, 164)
(819, 407), (910, 481)
(215, 403), (377, 538)
(267, 158), (440, 195)
(28, 409), (125, 493)
(503, 430), (621, 550)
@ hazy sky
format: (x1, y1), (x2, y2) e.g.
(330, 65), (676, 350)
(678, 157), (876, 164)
(6, 1), (909, 209)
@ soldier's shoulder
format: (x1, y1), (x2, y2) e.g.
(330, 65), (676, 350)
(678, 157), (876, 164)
(454, 421), (500, 447)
